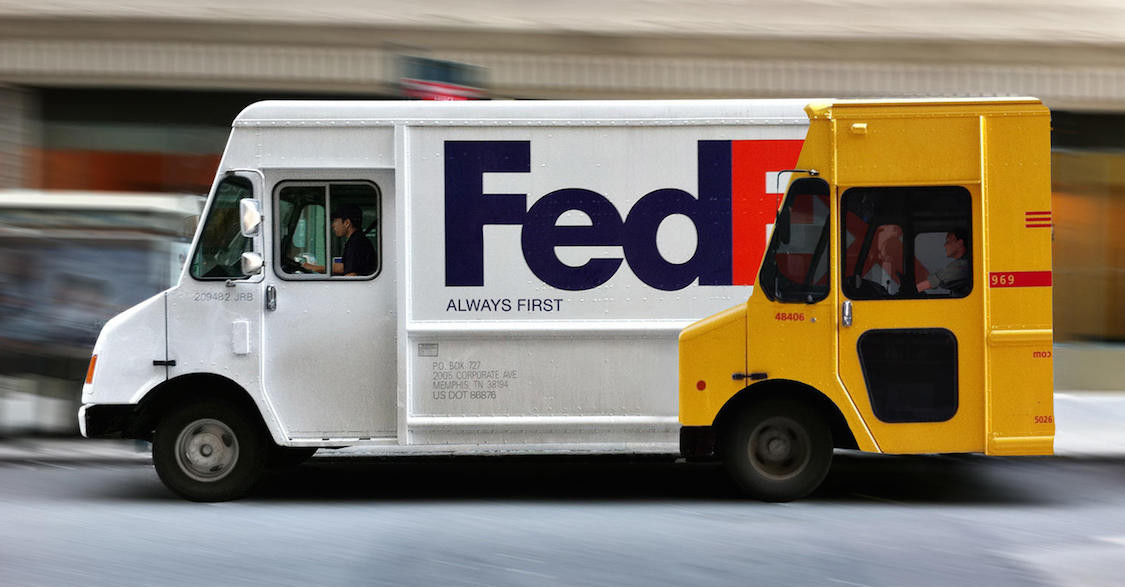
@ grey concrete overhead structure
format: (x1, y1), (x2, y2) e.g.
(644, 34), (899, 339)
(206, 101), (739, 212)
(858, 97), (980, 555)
(1, 0), (1125, 108)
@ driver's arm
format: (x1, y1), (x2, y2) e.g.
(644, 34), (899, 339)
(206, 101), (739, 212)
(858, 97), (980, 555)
(299, 260), (346, 274)
(300, 261), (346, 275)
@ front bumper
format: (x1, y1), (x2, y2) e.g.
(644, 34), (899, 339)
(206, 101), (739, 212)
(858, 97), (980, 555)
(79, 404), (140, 439)
(679, 426), (717, 459)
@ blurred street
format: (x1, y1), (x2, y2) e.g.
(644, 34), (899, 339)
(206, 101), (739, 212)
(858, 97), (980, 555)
(2, 454), (1124, 587)
(0, 392), (1123, 586)
(2, 2), (1125, 586)
(6, 456), (1125, 587)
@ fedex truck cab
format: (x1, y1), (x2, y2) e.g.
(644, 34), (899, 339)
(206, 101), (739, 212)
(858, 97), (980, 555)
(80, 98), (1054, 502)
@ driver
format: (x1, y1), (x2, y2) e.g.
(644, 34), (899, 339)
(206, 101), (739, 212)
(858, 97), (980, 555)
(916, 229), (969, 295)
(300, 204), (376, 276)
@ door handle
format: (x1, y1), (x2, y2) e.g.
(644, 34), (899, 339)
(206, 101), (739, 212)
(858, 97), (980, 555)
(842, 300), (853, 327)
(265, 285), (277, 311)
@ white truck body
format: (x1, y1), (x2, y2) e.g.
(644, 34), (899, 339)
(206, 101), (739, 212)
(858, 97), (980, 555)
(82, 100), (810, 454)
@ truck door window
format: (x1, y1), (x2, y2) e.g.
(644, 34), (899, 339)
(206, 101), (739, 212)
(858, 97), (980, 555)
(758, 178), (830, 303)
(859, 328), (959, 422)
(329, 184), (382, 278)
(913, 231), (958, 294)
(275, 181), (380, 280)
(278, 185), (327, 276)
(190, 176), (254, 280)
(842, 187), (972, 300)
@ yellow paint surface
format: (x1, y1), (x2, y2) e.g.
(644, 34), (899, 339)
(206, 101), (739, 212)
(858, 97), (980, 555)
(679, 98), (1054, 455)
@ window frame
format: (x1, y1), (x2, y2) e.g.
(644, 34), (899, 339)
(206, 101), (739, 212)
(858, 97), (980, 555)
(840, 186), (973, 301)
(272, 179), (382, 282)
(757, 177), (832, 304)
(189, 175), (255, 282)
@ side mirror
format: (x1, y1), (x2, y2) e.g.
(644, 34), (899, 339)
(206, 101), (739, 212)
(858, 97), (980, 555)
(240, 252), (264, 276)
(239, 199), (262, 237)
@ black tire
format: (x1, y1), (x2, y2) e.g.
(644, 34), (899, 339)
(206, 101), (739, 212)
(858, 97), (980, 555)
(268, 446), (318, 470)
(152, 400), (268, 502)
(723, 398), (833, 502)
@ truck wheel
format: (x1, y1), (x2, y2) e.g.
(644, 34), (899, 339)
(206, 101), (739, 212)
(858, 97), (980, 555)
(268, 446), (318, 469)
(723, 398), (832, 502)
(152, 400), (267, 502)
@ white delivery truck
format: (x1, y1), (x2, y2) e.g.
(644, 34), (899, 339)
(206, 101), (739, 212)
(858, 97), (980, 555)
(81, 100), (806, 500)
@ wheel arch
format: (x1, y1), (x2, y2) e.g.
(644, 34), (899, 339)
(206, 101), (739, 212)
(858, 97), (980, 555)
(128, 373), (277, 443)
(713, 379), (859, 455)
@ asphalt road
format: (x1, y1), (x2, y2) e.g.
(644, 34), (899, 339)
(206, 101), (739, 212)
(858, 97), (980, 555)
(2, 454), (1124, 586)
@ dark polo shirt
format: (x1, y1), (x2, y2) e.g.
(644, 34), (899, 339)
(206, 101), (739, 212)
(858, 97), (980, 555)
(342, 231), (376, 276)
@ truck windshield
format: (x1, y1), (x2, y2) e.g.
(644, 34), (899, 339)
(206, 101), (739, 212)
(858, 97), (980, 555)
(758, 178), (830, 303)
(190, 176), (254, 280)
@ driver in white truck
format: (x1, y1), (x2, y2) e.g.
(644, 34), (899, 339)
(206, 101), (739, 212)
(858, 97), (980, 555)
(301, 204), (376, 276)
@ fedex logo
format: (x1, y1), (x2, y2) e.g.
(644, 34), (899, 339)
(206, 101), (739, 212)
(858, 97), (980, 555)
(444, 140), (802, 291)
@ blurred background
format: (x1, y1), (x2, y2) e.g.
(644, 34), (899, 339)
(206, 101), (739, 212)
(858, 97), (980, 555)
(0, 0), (1122, 436)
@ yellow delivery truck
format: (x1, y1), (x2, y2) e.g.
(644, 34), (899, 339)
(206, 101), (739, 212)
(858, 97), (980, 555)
(679, 98), (1054, 501)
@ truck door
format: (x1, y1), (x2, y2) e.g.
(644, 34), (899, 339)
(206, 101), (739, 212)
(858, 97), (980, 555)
(166, 171), (266, 400)
(261, 174), (396, 440)
(836, 185), (985, 453)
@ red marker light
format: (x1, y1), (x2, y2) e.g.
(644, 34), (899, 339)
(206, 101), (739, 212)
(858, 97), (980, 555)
(696, 380), (707, 391)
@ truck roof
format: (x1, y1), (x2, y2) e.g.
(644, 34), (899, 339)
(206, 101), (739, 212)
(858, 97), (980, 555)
(805, 97), (1045, 119)
(233, 99), (815, 127)
(234, 98), (1044, 128)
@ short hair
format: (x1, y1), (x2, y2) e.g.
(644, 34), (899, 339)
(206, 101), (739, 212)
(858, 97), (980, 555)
(331, 204), (363, 229)
(949, 228), (968, 246)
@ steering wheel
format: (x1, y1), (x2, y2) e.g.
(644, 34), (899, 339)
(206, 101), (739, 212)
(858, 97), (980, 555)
(895, 272), (919, 298)
(852, 277), (889, 298)
(281, 256), (313, 274)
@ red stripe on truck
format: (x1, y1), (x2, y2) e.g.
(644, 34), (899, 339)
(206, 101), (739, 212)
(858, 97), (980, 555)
(989, 271), (1052, 288)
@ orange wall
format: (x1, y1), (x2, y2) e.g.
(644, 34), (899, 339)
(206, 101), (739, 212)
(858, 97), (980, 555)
(27, 148), (221, 194)
(1052, 151), (1125, 342)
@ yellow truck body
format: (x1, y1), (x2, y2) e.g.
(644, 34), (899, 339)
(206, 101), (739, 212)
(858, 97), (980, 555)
(679, 98), (1053, 499)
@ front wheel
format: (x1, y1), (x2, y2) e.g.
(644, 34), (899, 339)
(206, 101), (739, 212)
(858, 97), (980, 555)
(152, 400), (267, 502)
(723, 398), (833, 502)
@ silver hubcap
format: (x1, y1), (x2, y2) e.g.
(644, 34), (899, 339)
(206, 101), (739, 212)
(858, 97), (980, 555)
(175, 418), (239, 483)
(748, 416), (810, 480)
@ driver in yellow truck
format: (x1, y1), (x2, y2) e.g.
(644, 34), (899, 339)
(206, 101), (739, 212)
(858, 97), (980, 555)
(916, 229), (970, 295)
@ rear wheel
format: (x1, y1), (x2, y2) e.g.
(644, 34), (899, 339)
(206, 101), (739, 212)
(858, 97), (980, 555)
(152, 400), (267, 502)
(723, 398), (833, 502)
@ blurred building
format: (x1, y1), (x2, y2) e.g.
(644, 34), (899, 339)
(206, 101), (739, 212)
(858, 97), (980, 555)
(0, 0), (1124, 411)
